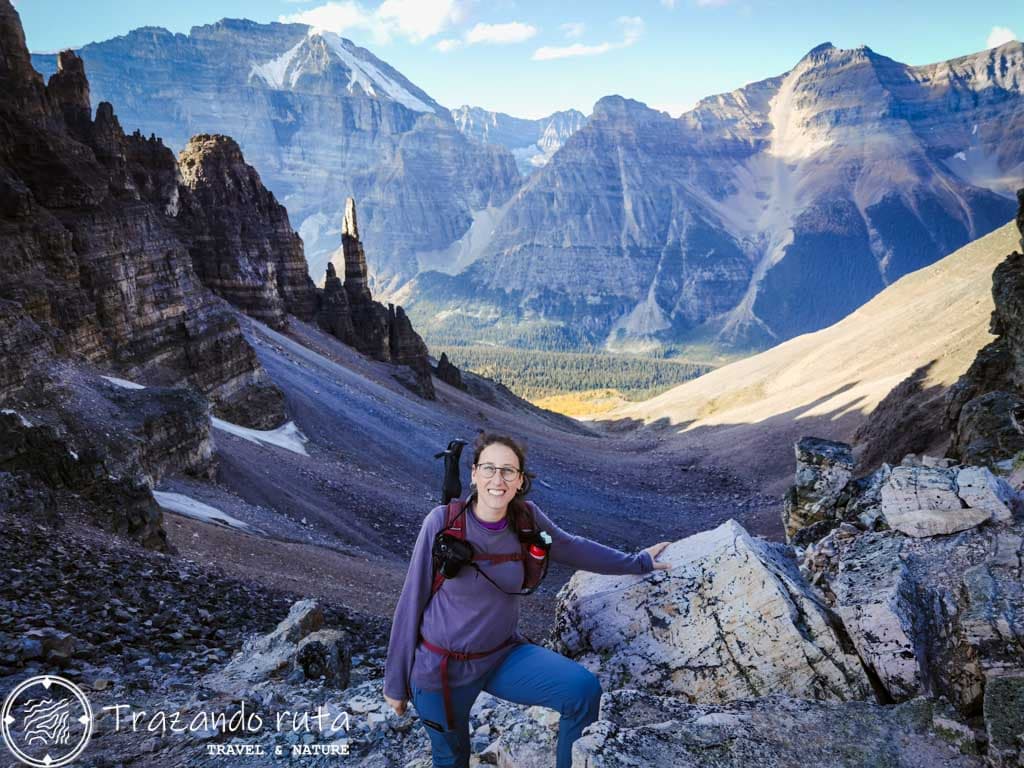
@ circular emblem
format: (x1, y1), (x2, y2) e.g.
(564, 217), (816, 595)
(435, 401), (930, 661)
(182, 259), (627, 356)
(2, 675), (93, 767)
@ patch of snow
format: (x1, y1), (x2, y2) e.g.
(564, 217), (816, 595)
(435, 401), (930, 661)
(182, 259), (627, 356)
(249, 38), (305, 90)
(251, 30), (435, 114)
(954, 151), (967, 161)
(69, 450), (78, 461)
(972, 124), (978, 135)
(212, 418), (310, 456)
(1, 409), (33, 428)
(319, 32), (434, 113)
(101, 375), (145, 390)
(153, 491), (253, 531)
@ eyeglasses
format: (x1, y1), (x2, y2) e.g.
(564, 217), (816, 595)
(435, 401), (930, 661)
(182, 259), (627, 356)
(474, 463), (522, 482)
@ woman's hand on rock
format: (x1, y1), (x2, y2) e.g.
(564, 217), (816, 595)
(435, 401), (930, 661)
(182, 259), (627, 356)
(643, 541), (673, 570)
(384, 694), (407, 716)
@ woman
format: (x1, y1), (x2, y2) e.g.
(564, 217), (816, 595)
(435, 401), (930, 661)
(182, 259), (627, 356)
(383, 433), (671, 768)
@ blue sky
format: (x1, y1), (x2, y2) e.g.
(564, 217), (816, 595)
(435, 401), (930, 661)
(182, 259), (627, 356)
(14, 0), (1024, 118)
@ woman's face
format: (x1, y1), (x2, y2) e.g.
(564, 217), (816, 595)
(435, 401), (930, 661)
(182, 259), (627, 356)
(471, 443), (524, 517)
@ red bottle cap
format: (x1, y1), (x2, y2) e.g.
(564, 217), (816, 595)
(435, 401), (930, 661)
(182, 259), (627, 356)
(529, 544), (546, 559)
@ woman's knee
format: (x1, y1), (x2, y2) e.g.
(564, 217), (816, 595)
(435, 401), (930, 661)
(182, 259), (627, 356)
(563, 668), (602, 716)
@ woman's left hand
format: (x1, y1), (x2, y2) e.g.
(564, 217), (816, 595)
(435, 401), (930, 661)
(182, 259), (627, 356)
(643, 541), (673, 570)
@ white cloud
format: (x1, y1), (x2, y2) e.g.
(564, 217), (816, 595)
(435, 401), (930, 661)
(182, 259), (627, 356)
(660, 0), (677, 7)
(533, 16), (644, 61)
(281, 1), (372, 34)
(466, 21), (538, 45)
(560, 21), (586, 39)
(280, 0), (464, 44)
(987, 26), (1018, 49)
(695, 0), (731, 6)
(435, 38), (463, 52)
(377, 0), (464, 43)
(619, 16), (644, 45)
(533, 42), (612, 60)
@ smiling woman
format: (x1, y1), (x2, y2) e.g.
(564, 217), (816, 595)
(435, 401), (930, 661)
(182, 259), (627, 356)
(382, 431), (670, 768)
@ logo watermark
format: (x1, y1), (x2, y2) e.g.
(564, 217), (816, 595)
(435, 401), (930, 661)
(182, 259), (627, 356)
(2, 675), (93, 767)
(3, 677), (359, 764)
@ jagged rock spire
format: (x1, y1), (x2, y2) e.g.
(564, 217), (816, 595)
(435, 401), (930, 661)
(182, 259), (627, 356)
(47, 51), (91, 137)
(343, 196), (359, 240)
(0, 0), (48, 120)
(341, 196), (372, 304)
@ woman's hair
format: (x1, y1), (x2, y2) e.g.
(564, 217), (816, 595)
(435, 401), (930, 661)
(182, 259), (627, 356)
(472, 432), (534, 499)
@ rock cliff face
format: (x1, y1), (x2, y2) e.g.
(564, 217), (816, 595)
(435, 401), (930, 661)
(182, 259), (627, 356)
(176, 133), (317, 328)
(947, 190), (1024, 465)
(0, 7), (280, 426)
(0, 0), (292, 545)
(451, 105), (586, 175)
(411, 43), (1023, 352)
(31, 22), (522, 290)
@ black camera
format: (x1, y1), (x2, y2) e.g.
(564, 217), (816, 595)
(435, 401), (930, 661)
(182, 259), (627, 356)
(432, 532), (475, 578)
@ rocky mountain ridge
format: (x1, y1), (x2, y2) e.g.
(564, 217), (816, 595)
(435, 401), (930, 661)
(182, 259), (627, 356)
(0, 0), (441, 555)
(31, 20), (522, 292)
(408, 42), (1023, 352)
(451, 105), (586, 175)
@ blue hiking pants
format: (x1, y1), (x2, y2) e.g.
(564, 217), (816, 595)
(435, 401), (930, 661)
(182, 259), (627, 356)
(410, 643), (602, 768)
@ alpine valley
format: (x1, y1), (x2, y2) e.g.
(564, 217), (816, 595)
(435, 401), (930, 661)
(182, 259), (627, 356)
(5, 2), (1024, 766)
(32, 25), (1024, 354)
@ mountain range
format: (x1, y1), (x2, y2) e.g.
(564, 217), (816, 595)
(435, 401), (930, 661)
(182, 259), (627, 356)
(32, 21), (521, 293)
(407, 42), (1024, 351)
(32, 26), (1024, 354)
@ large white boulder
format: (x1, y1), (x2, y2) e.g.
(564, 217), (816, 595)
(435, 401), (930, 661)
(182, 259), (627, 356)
(552, 519), (872, 704)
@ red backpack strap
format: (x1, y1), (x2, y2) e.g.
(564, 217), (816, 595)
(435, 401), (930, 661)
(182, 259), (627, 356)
(431, 500), (466, 595)
(514, 499), (537, 545)
(516, 500), (548, 591)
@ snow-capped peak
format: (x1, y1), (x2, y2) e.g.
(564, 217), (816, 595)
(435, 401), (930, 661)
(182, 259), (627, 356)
(249, 29), (436, 114)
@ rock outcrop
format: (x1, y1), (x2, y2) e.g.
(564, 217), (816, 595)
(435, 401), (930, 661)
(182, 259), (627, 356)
(0, 1), (295, 546)
(434, 352), (465, 390)
(783, 437), (1024, 726)
(573, 690), (985, 767)
(782, 437), (856, 541)
(552, 519), (872, 704)
(0, 5), (283, 427)
(320, 198), (436, 398)
(176, 134), (317, 328)
(204, 599), (351, 695)
(783, 439), (1018, 543)
(806, 518), (1024, 716)
(0, 363), (216, 550)
(947, 191), (1024, 466)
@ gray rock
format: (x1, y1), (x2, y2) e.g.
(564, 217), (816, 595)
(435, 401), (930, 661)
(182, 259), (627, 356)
(553, 519), (871, 704)
(783, 437), (855, 542)
(204, 599), (351, 694)
(573, 690), (984, 768)
(823, 521), (1024, 712)
(880, 466), (993, 537)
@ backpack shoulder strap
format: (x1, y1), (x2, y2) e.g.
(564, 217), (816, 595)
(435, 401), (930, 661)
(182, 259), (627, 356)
(513, 499), (537, 535)
(431, 499), (466, 595)
(444, 499), (467, 539)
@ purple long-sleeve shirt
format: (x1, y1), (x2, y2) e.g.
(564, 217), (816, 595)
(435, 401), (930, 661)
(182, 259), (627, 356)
(383, 500), (653, 700)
